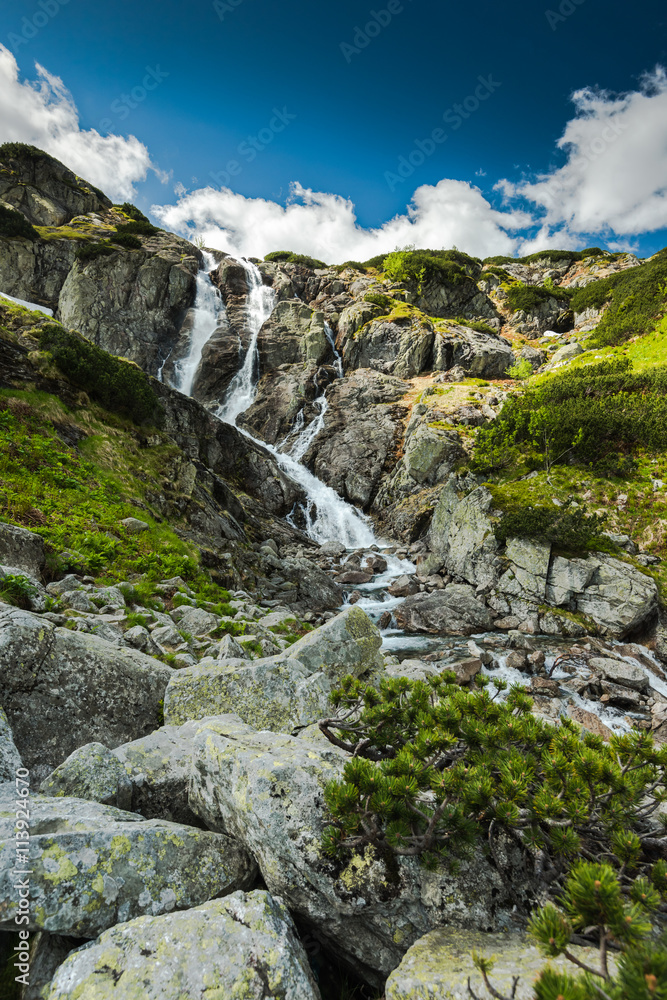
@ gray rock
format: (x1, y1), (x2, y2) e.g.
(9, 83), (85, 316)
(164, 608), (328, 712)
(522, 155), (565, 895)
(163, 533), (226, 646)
(19, 931), (79, 1000)
(590, 656), (650, 692)
(0, 706), (21, 781)
(163, 655), (330, 732)
(395, 585), (493, 635)
(169, 605), (219, 636)
(120, 517), (149, 533)
(112, 715), (255, 824)
(0, 521), (45, 577)
(283, 606), (383, 679)
(550, 342), (584, 365)
(40, 743), (133, 810)
(0, 787), (255, 937)
(497, 537), (551, 602)
(188, 729), (533, 982)
(44, 891), (321, 1000)
(0, 146), (111, 226)
(429, 480), (502, 590)
(217, 632), (248, 659)
(385, 927), (612, 1000)
(164, 608), (382, 731)
(91, 585), (126, 609)
(573, 555), (658, 638)
(0, 606), (173, 779)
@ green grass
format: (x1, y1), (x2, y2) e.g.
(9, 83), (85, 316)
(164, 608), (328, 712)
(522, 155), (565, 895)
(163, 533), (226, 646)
(0, 392), (233, 604)
(571, 249), (667, 346)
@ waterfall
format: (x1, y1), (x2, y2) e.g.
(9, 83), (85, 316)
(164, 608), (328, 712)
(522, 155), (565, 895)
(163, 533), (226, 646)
(173, 252), (225, 397)
(176, 255), (377, 547)
(216, 259), (276, 425)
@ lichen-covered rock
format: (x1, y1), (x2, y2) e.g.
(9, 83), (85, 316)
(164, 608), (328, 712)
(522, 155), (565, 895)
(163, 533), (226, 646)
(0, 520), (45, 577)
(429, 479), (503, 589)
(394, 585), (494, 635)
(113, 715), (255, 824)
(573, 555), (658, 637)
(163, 655), (330, 732)
(0, 146), (111, 226)
(384, 927), (612, 999)
(304, 370), (409, 510)
(497, 537), (552, 602)
(432, 324), (514, 378)
(44, 891), (321, 1000)
(0, 235), (77, 311)
(285, 606), (383, 678)
(0, 706), (21, 782)
(257, 299), (330, 369)
(58, 245), (199, 375)
(188, 729), (533, 983)
(40, 743), (133, 810)
(0, 787), (255, 937)
(0, 606), (173, 780)
(19, 931), (80, 1000)
(164, 609), (382, 731)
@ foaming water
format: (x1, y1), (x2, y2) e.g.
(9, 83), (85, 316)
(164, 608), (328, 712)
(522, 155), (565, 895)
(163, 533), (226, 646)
(172, 252), (225, 397)
(216, 259), (276, 425)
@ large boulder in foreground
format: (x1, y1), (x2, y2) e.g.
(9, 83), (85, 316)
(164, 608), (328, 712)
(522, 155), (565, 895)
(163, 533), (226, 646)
(385, 927), (612, 1000)
(0, 787), (255, 938)
(0, 707), (21, 782)
(0, 606), (173, 779)
(188, 726), (532, 983)
(44, 891), (321, 1000)
(164, 608), (382, 732)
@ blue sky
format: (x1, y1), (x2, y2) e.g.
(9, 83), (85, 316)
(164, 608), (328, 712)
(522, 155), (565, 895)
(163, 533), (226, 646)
(1, 0), (667, 260)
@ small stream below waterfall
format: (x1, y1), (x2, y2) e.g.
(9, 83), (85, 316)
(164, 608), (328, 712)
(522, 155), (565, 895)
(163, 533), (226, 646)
(166, 256), (664, 737)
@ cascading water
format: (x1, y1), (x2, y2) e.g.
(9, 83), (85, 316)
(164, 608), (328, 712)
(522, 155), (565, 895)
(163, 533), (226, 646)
(173, 252), (226, 397)
(216, 259), (276, 425)
(205, 260), (376, 547)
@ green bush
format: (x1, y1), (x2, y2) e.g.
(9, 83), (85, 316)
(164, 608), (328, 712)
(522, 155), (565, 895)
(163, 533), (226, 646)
(39, 323), (159, 424)
(0, 573), (37, 609)
(110, 232), (142, 250)
(570, 249), (667, 346)
(492, 496), (607, 549)
(0, 142), (49, 161)
(76, 242), (116, 263)
(264, 250), (327, 268)
(455, 317), (497, 336)
(505, 358), (534, 380)
(335, 261), (367, 273)
(319, 673), (667, 891)
(115, 202), (150, 223)
(115, 220), (159, 237)
(0, 205), (37, 240)
(505, 283), (567, 314)
(474, 357), (667, 472)
(383, 249), (478, 289)
(475, 862), (667, 1000)
(364, 291), (393, 310)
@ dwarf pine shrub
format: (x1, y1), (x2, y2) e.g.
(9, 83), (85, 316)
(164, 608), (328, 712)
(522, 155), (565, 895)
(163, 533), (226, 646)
(0, 205), (38, 240)
(39, 323), (159, 424)
(319, 673), (667, 892)
(472, 862), (667, 999)
(473, 356), (667, 473)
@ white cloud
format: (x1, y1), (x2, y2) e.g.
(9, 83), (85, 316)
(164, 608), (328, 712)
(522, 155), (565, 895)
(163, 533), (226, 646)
(152, 178), (533, 263)
(0, 46), (158, 202)
(507, 67), (667, 238)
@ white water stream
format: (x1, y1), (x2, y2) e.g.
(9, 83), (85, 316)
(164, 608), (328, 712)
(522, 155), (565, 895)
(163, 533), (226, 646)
(177, 256), (379, 549)
(172, 252), (226, 397)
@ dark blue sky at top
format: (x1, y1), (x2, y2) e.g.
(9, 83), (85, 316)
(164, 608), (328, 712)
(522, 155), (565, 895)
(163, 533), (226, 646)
(3, 0), (667, 254)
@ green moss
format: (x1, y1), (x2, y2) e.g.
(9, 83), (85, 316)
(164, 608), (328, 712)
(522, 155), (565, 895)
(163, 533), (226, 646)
(75, 242), (116, 262)
(264, 250), (327, 268)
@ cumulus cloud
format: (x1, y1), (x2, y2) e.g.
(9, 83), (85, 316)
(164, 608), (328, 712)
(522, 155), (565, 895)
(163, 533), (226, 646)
(0, 46), (158, 202)
(152, 179), (532, 263)
(506, 67), (667, 238)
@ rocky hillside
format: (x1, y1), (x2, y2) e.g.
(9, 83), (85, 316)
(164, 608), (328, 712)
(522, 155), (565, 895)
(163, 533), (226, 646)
(1, 146), (667, 999)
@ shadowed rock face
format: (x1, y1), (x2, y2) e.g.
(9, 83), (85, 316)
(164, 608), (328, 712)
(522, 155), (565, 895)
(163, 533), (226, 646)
(0, 146), (111, 226)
